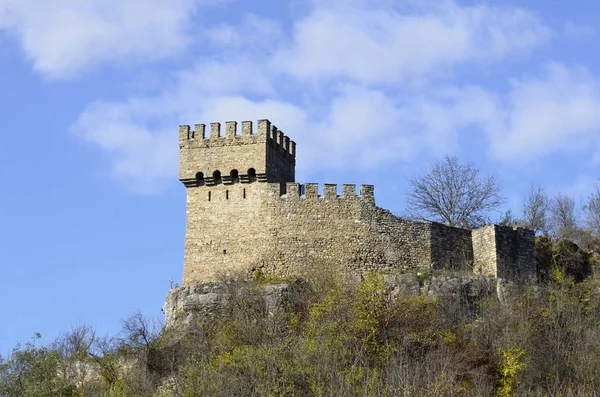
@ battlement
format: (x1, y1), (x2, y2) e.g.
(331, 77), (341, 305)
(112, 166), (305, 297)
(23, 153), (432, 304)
(179, 119), (296, 159)
(275, 183), (375, 203)
(179, 119), (296, 187)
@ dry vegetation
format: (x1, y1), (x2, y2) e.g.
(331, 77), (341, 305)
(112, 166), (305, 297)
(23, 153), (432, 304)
(2, 240), (600, 397)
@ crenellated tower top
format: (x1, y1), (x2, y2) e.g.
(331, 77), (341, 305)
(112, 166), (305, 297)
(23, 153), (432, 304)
(178, 119), (296, 187)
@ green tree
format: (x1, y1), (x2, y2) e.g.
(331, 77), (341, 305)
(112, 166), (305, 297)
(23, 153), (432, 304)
(0, 334), (75, 397)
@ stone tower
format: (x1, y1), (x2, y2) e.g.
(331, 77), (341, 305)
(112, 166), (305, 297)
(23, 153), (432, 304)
(178, 119), (296, 283)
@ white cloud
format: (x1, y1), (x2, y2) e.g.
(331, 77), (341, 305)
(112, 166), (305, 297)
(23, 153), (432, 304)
(271, 0), (550, 84)
(68, 1), (587, 192)
(72, 98), (180, 193)
(0, 0), (222, 79)
(310, 85), (493, 169)
(486, 63), (600, 162)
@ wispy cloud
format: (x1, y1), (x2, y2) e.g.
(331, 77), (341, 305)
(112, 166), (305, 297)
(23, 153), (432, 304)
(63, 0), (561, 191)
(271, 1), (550, 84)
(0, 0), (227, 79)
(485, 63), (600, 162)
(22, 0), (597, 193)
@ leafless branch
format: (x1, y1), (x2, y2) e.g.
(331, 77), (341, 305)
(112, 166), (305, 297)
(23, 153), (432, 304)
(521, 184), (550, 235)
(405, 155), (504, 228)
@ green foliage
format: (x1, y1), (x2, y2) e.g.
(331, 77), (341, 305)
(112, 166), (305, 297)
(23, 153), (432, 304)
(536, 236), (592, 283)
(6, 270), (600, 395)
(0, 335), (75, 397)
(497, 347), (528, 397)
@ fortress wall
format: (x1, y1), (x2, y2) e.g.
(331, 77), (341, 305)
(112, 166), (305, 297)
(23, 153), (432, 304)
(472, 225), (497, 277)
(370, 208), (432, 268)
(430, 223), (474, 271)
(260, 183), (381, 277)
(182, 183), (272, 285)
(255, 183), (434, 278)
(472, 225), (537, 280)
(494, 226), (536, 281)
(181, 181), (536, 285)
(178, 118), (538, 286)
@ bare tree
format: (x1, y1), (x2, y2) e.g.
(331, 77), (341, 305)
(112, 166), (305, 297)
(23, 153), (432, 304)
(52, 324), (96, 388)
(583, 182), (600, 236)
(521, 185), (550, 235)
(498, 210), (517, 228)
(549, 193), (578, 240)
(405, 155), (504, 228)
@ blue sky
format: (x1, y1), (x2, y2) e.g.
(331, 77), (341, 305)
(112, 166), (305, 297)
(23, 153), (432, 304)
(1, 0), (600, 354)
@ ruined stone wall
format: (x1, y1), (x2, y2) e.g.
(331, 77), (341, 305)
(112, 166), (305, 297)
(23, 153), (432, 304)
(430, 223), (473, 271)
(371, 208), (432, 269)
(495, 226), (536, 281)
(471, 225), (536, 281)
(472, 225), (497, 277)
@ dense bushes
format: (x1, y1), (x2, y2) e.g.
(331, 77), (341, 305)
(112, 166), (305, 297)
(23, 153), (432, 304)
(3, 268), (600, 396)
(536, 237), (593, 282)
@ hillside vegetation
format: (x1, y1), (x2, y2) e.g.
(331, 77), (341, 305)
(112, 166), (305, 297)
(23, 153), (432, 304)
(2, 240), (600, 397)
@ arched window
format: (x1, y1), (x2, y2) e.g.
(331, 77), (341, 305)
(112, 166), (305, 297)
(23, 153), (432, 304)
(247, 168), (257, 183)
(195, 172), (205, 187)
(230, 169), (239, 184)
(213, 170), (222, 185)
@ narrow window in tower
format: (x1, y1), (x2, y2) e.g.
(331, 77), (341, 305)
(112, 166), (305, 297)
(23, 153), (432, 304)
(226, 190), (229, 200)
(195, 172), (205, 187)
(213, 170), (222, 185)
(247, 168), (257, 183)
(243, 188), (246, 199)
(208, 191), (211, 201)
(230, 169), (239, 184)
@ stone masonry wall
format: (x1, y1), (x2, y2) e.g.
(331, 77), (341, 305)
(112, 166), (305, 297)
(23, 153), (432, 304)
(179, 120), (295, 187)
(260, 183), (377, 278)
(258, 183), (433, 279)
(182, 182), (272, 283)
(182, 181), (488, 284)
(495, 226), (536, 281)
(472, 225), (497, 277)
(181, 180), (537, 285)
(372, 208), (432, 270)
(471, 225), (537, 281)
(430, 223), (473, 271)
